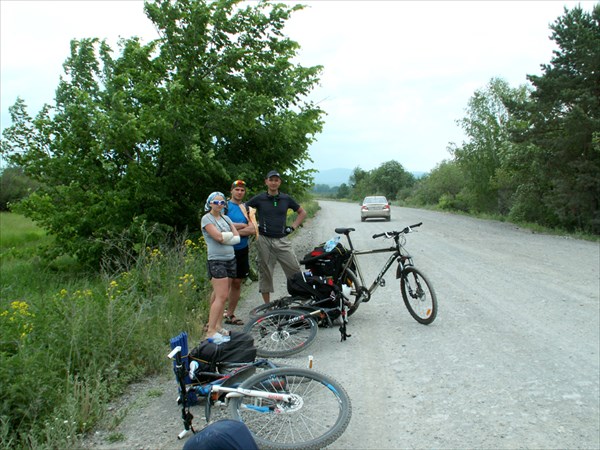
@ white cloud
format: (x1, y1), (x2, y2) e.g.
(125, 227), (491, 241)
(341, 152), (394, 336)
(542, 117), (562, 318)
(1, 0), (592, 173)
(1, 1), (158, 121)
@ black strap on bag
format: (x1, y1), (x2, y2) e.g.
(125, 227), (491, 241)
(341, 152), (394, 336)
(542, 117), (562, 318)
(189, 331), (257, 380)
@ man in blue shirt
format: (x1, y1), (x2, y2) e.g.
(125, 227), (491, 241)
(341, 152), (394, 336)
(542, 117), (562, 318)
(222, 179), (255, 324)
(246, 170), (307, 303)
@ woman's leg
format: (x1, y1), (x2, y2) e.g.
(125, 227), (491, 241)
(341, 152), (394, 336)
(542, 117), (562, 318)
(207, 277), (230, 337)
(227, 277), (243, 317)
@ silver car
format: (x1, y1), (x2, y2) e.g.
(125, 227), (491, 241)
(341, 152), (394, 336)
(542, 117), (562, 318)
(360, 196), (391, 222)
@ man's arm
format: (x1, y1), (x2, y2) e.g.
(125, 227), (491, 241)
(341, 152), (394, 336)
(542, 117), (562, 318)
(291, 206), (307, 230)
(235, 222), (256, 237)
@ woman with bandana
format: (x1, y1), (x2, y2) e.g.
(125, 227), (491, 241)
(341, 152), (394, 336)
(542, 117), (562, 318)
(200, 191), (240, 343)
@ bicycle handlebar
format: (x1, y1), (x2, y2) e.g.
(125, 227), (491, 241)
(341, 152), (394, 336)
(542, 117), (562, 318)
(372, 222), (422, 239)
(168, 346), (182, 359)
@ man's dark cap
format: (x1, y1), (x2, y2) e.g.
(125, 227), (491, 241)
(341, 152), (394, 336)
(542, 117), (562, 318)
(265, 170), (281, 179)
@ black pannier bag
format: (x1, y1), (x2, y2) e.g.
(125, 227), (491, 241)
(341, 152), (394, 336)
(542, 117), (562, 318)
(189, 331), (257, 381)
(302, 242), (352, 279)
(287, 272), (337, 300)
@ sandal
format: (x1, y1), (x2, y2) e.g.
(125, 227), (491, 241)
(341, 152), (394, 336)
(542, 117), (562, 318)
(224, 315), (244, 326)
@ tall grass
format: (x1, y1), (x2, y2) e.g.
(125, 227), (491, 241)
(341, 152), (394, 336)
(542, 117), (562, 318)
(0, 214), (210, 449)
(0, 213), (47, 249)
(0, 198), (321, 448)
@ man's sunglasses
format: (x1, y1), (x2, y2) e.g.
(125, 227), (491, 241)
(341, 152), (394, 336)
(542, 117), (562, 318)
(232, 180), (246, 188)
(211, 200), (226, 206)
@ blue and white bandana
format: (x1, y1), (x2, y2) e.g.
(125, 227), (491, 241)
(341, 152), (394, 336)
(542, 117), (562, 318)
(204, 191), (226, 212)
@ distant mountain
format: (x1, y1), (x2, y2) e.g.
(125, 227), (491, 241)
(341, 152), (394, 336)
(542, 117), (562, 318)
(313, 168), (427, 186)
(312, 168), (353, 187)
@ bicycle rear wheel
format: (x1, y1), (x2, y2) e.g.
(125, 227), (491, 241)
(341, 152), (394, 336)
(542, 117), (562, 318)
(243, 309), (318, 358)
(228, 367), (352, 450)
(248, 296), (309, 317)
(401, 267), (437, 324)
(340, 268), (363, 317)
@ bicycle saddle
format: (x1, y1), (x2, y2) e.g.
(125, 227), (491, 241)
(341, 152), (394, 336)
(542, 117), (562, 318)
(334, 228), (355, 235)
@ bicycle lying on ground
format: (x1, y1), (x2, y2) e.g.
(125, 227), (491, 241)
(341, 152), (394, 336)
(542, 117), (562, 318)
(168, 341), (352, 450)
(243, 223), (437, 358)
(243, 285), (352, 358)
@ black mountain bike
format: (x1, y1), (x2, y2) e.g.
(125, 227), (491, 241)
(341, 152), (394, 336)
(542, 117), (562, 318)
(330, 222), (438, 323)
(243, 223), (438, 358)
(243, 290), (352, 358)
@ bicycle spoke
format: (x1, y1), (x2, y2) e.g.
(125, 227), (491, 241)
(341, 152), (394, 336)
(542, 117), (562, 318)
(230, 368), (351, 449)
(244, 310), (318, 357)
(401, 267), (437, 324)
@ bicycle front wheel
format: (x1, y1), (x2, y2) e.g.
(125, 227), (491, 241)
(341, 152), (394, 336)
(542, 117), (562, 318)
(243, 309), (318, 358)
(228, 367), (352, 450)
(400, 267), (438, 324)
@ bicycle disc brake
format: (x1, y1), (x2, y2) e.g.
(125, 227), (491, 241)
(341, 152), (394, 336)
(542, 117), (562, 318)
(276, 394), (304, 413)
(270, 330), (291, 342)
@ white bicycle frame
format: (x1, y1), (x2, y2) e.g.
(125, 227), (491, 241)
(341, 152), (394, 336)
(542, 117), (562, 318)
(168, 346), (295, 439)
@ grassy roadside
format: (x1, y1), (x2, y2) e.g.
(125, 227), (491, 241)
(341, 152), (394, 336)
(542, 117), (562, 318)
(0, 197), (321, 449)
(0, 213), (210, 449)
(0, 213), (48, 248)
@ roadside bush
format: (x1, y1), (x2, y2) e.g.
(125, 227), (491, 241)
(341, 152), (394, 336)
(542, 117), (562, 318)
(438, 191), (470, 212)
(0, 222), (209, 448)
(0, 167), (41, 212)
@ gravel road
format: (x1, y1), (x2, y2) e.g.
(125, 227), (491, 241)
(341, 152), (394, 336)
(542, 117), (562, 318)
(84, 201), (600, 450)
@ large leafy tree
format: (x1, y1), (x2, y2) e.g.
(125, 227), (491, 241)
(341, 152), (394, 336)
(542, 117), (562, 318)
(409, 160), (465, 208)
(507, 4), (600, 232)
(347, 161), (414, 201)
(0, 166), (41, 211)
(450, 78), (529, 213)
(368, 160), (415, 201)
(0, 0), (324, 265)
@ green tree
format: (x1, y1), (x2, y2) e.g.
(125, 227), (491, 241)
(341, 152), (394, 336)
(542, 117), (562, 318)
(348, 166), (368, 200)
(450, 78), (529, 213)
(312, 183), (337, 196)
(368, 160), (415, 201)
(507, 4), (600, 232)
(0, 166), (41, 211)
(0, 0), (324, 265)
(347, 162), (415, 201)
(409, 160), (465, 207)
(336, 183), (350, 199)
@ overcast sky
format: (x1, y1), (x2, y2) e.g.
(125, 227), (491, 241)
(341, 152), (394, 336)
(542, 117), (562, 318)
(1, 1), (593, 173)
